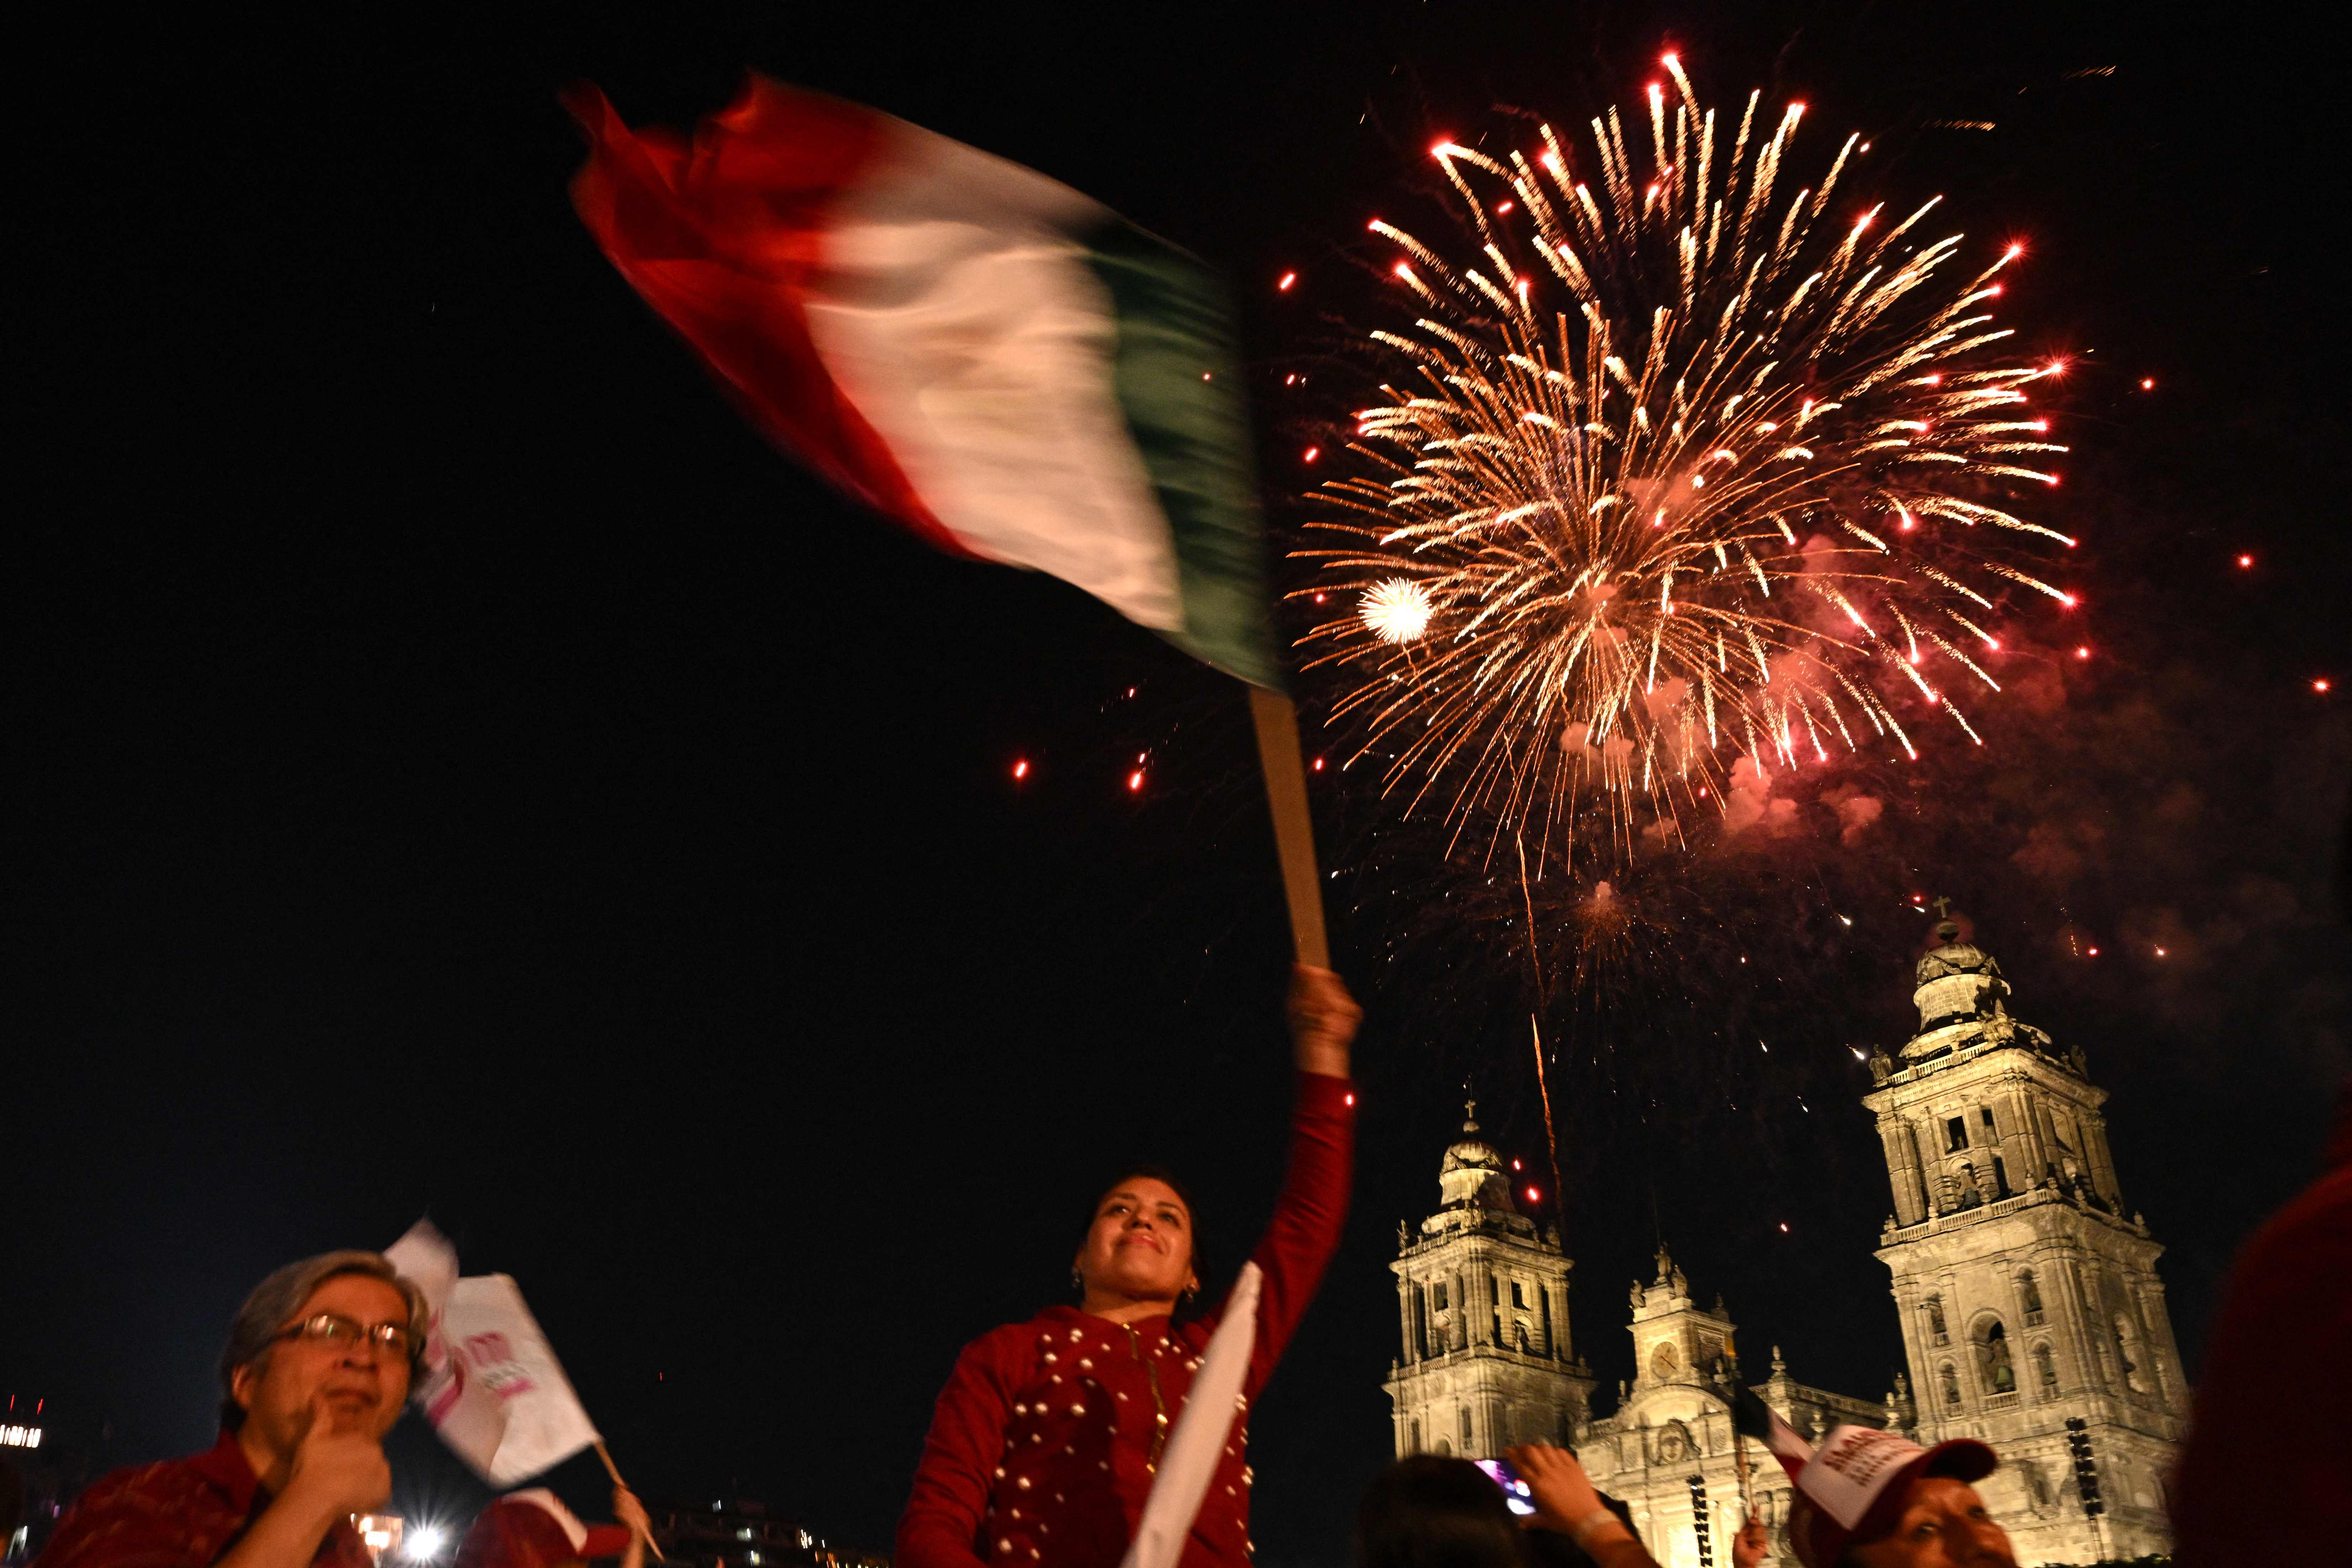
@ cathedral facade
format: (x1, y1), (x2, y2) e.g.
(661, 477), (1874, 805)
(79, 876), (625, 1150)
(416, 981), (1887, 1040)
(1380, 921), (2187, 1567)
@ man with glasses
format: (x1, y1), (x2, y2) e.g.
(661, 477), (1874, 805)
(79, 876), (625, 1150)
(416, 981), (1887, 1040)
(37, 1250), (427, 1568)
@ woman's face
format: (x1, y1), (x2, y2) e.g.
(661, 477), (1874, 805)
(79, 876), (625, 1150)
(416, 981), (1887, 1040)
(1075, 1177), (1198, 1304)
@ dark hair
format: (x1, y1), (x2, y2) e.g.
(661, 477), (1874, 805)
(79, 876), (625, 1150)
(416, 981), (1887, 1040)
(218, 1251), (428, 1430)
(1078, 1164), (1209, 1312)
(1356, 1456), (1525, 1568)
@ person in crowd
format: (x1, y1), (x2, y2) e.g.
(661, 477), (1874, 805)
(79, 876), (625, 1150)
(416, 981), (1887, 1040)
(1354, 1455), (1524, 1568)
(2166, 812), (2352, 1565)
(1503, 1446), (1660, 1568)
(2170, 1089), (2352, 1563)
(1355, 1450), (1644, 1568)
(454, 1487), (653, 1568)
(1729, 1428), (2012, 1568)
(895, 965), (1362, 1568)
(35, 1251), (426, 1568)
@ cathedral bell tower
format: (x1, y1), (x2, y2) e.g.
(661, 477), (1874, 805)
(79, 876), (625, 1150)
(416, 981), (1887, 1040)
(1864, 912), (2186, 1562)
(1383, 1103), (1595, 1459)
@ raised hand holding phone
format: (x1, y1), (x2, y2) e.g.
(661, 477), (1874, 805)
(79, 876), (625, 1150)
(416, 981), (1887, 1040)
(1502, 1445), (1662, 1568)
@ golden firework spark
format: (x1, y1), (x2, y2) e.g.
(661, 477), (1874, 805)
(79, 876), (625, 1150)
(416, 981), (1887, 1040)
(1299, 58), (2076, 860)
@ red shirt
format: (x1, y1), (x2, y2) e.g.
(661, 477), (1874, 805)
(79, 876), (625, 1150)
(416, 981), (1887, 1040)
(2170, 1088), (2352, 1566)
(34, 1429), (374, 1568)
(896, 1071), (1354, 1568)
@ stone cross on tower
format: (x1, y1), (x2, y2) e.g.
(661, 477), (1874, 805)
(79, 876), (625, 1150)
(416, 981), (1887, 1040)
(1931, 895), (1954, 918)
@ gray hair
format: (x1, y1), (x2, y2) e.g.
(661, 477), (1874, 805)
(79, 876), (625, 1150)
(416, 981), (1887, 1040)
(217, 1250), (429, 1430)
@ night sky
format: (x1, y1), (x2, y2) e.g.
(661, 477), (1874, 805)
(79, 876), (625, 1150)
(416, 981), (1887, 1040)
(10, 4), (2347, 1566)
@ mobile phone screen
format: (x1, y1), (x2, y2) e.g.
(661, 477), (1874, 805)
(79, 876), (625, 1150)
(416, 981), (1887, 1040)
(1474, 1459), (1536, 1516)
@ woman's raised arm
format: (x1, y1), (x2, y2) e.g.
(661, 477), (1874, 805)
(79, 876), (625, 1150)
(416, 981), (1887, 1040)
(1242, 965), (1361, 1390)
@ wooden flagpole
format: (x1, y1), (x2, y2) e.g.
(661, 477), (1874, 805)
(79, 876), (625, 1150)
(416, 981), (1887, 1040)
(595, 1440), (667, 1561)
(1246, 688), (1329, 968)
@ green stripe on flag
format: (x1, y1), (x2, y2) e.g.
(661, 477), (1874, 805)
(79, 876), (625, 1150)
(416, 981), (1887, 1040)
(1082, 221), (1285, 691)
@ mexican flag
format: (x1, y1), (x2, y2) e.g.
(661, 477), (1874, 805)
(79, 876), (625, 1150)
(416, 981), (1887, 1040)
(566, 77), (1282, 690)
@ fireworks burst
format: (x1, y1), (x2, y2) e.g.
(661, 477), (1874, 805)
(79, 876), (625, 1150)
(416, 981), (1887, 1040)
(1360, 577), (1436, 643)
(1299, 59), (2076, 864)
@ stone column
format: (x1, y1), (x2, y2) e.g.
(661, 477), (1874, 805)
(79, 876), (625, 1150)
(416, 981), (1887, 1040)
(2003, 1082), (2047, 1186)
(1881, 1116), (1928, 1226)
(1397, 1274), (1416, 1364)
(2028, 1096), (2064, 1180)
(1889, 1278), (1932, 1441)
(2084, 1113), (2124, 1210)
(2054, 1253), (2103, 1399)
(2131, 1271), (2186, 1415)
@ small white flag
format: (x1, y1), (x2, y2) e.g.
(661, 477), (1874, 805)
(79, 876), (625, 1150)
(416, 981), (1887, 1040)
(1117, 1263), (1262, 1568)
(386, 1220), (602, 1486)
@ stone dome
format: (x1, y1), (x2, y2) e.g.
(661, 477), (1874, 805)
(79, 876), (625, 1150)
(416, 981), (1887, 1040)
(1438, 1104), (1515, 1212)
(1912, 917), (2008, 1034)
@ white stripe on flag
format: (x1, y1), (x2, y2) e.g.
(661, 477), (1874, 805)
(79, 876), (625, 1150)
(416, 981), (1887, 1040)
(805, 120), (1185, 632)
(1117, 1263), (1262, 1568)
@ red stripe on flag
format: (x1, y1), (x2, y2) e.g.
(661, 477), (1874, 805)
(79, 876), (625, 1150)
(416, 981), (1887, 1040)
(565, 78), (970, 557)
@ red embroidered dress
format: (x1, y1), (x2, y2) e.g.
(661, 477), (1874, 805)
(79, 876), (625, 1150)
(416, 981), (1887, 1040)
(34, 1429), (373, 1568)
(896, 1072), (1354, 1568)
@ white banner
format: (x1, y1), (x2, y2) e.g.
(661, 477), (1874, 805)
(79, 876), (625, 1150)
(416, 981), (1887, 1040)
(1116, 1263), (1261, 1568)
(386, 1221), (602, 1486)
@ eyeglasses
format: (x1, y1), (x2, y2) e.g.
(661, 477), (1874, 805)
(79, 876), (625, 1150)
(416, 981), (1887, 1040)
(275, 1312), (415, 1361)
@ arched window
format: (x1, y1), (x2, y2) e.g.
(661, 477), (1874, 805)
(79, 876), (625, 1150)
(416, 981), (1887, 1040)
(1977, 1320), (2015, 1394)
(1409, 1418), (1422, 1453)
(1516, 1325), (1531, 1353)
(2032, 1342), (2057, 1397)
(2019, 1271), (2045, 1325)
(1434, 1437), (1452, 1457)
(1955, 1162), (1984, 1209)
(1924, 1296), (1950, 1345)
(1459, 1405), (1473, 1446)
(1938, 1363), (1961, 1408)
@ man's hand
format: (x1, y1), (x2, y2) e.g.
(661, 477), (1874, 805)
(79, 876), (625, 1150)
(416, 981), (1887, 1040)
(1730, 1516), (1768, 1568)
(1287, 965), (1361, 1078)
(281, 1395), (393, 1520)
